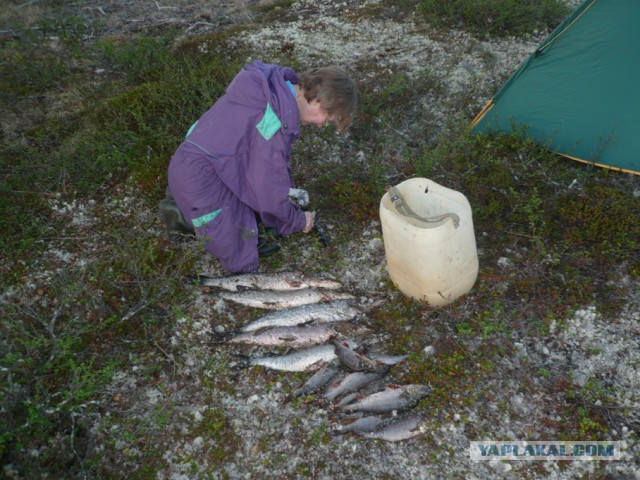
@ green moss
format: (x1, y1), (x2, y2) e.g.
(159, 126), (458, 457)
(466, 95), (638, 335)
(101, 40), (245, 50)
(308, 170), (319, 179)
(191, 407), (240, 464)
(2, 1), (637, 477)
(257, 0), (296, 16)
(418, 0), (571, 37)
(556, 185), (640, 266)
(402, 343), (485, 410)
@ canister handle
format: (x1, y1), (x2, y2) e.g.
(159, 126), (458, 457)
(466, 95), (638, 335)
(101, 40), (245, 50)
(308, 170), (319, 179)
(387, 185), (460, 228)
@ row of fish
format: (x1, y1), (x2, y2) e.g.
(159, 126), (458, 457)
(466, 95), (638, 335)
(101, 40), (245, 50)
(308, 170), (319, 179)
(200, 271), (431, 442)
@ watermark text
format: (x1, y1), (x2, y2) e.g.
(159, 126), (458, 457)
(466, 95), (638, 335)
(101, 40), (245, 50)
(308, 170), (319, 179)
(470, 441), (621, 461)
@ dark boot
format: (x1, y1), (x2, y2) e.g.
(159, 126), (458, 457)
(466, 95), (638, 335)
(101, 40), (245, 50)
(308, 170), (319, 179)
(257, 235), (280, 257)
(256, 217), (280, 257)
(159, 198), (196, 243)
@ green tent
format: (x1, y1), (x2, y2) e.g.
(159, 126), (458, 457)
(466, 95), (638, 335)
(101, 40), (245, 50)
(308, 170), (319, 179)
(470, 0), (640, 175)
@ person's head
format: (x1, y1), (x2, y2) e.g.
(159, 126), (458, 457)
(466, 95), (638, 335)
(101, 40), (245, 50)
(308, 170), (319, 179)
(297, 65), (356, 133)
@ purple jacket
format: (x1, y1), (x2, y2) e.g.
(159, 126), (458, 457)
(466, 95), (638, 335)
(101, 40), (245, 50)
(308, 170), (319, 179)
(168, 61), (307, 272)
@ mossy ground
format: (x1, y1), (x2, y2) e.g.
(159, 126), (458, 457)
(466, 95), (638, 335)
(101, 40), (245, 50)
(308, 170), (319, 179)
(1, 0), (638, 478)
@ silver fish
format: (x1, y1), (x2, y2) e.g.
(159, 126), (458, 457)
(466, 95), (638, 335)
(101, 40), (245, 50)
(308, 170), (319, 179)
(227, 323), (339, 348)
(361, 414), (425, 442)
(368, 352), (409, 366)
(336, 415), (388, 434)
(293, 362), (341, 397)
(335, 392), (359, 407)
(323, 371), (386, 402)
(218, 289), (354, 310)
(199, 271), (342, 292)
(338, 385), (432, 413)
(333, 374), (389, 407)
(240, 300), (360, 332)
(333, 376), (390, 407)
(332, 340), (384, 373)
(243, 344), (336, 372)
(243, 340), (359, 372)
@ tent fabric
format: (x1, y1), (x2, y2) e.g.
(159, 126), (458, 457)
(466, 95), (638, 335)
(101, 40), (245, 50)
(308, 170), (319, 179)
(469, 0), (640, 175)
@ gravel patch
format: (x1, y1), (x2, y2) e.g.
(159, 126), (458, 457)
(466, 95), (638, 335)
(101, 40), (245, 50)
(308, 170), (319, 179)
(3, 1), (638, 479)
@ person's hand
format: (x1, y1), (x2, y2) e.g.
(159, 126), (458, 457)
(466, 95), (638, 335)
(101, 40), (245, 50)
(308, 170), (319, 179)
(303, 211), (315, 233)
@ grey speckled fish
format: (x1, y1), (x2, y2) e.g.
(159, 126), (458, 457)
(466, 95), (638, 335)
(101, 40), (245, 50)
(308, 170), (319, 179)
(199, 271), (342, 292)
(323, 371), (387, 402)
(368, 352), (409, 366)
(217, 288), (354, 310)
(332, 340), (385, 373)
(336, 415), (388, 434)
(241, 340), (358, 372)
(361, 414), (425, 442)
(338, 384), (432, 413)
(293, 362), (341, 397)
(243, 344), (337, 372)
(240, 300), (360, 332)
(227, 322), (368, 348)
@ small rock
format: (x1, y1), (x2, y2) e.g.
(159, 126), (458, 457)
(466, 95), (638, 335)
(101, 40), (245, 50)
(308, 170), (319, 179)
(369, 237), (384, 251)
(192, 437), (204, 449)
(497, 257), (512, 268)
(571, 371), (588, 387)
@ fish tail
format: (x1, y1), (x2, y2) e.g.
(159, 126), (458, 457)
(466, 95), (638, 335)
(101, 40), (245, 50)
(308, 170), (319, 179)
(206, 331), (235, 345)
(185, 274), (205, 285)
(196, 274), (228, 289)
(229, 353), (252, 370)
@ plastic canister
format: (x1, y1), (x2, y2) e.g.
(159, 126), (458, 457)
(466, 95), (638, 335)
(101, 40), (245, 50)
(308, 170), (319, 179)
(379, 177), (478, 306)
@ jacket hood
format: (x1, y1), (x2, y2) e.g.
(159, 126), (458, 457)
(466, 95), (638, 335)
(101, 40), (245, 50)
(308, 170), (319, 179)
(226, 61), (300, 130)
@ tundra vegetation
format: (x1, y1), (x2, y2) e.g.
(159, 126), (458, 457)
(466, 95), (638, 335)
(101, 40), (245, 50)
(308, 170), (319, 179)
(1, 0), (638, 478)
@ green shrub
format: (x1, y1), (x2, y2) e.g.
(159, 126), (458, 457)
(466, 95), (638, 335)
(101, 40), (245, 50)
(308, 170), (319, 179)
(418, 0), (571, 36)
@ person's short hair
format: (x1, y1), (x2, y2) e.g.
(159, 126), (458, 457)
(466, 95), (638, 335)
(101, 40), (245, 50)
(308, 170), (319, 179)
(299, 66), (356, 133)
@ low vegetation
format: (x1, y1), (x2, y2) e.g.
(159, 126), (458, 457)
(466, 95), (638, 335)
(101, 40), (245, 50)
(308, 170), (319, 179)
(1, 0), (637, 478)
(419, 0), (571, 36)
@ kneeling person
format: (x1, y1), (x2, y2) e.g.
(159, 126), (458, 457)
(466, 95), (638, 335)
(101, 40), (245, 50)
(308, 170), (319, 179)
(160, 61), (356, 273)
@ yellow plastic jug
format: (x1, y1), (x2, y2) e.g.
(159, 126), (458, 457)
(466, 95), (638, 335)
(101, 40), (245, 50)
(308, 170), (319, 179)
(379, 177), (479, 306)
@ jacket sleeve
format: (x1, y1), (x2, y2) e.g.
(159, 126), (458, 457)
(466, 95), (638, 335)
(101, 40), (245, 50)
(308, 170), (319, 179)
(245, 140), (307, 236)
(211, 130), (306, 236)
